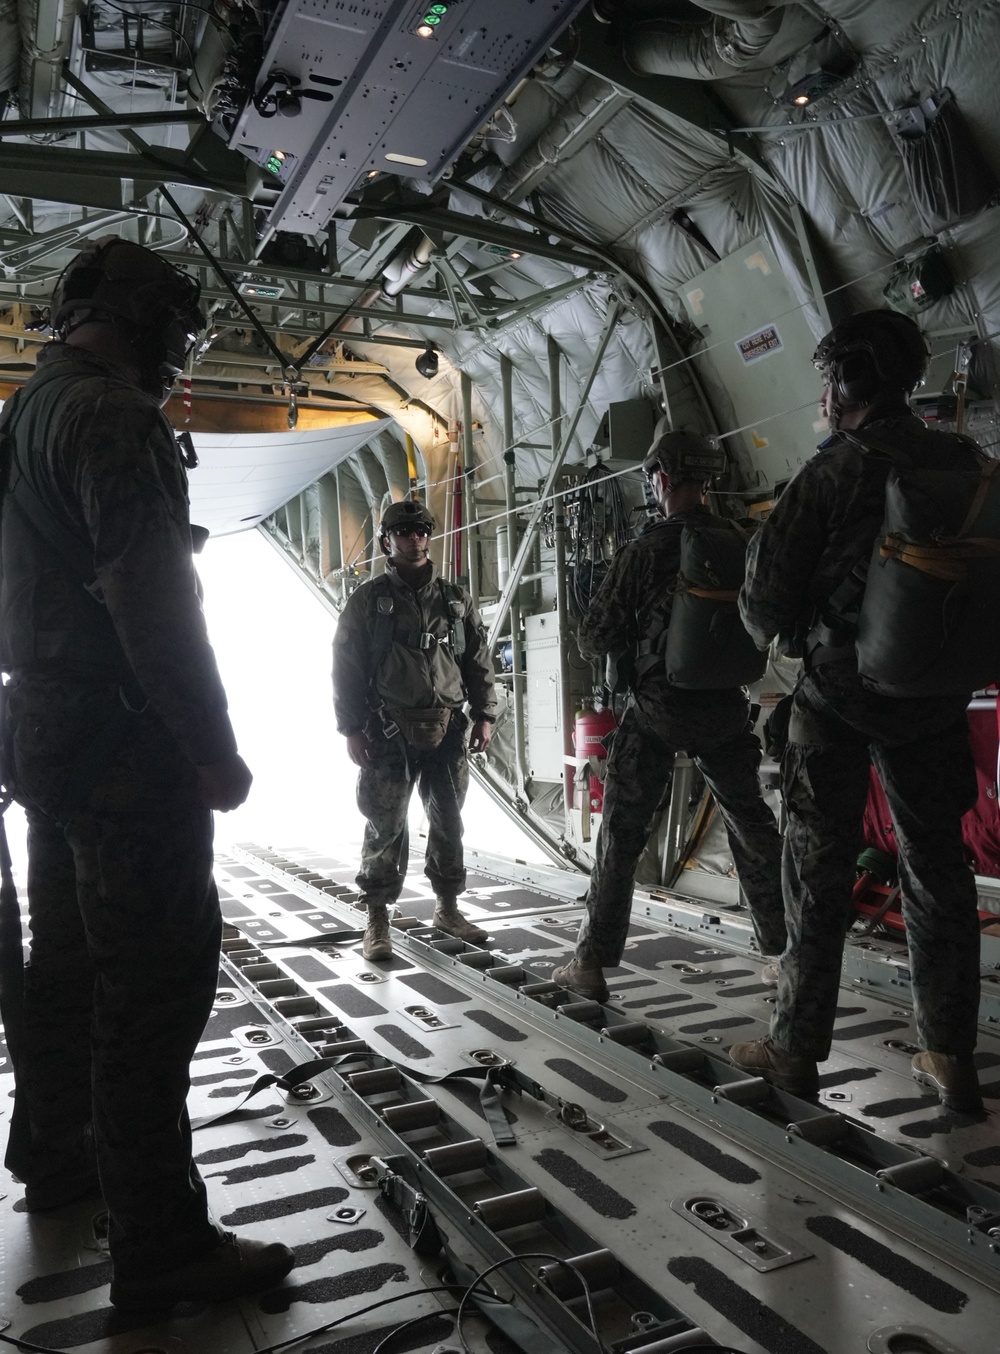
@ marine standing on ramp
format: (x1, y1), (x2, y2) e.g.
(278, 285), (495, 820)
(553, 430), (787, 1004)
(730, 309), (986, 1113)
(0, 237), (295, 1308)
(333, 499), (498, 959)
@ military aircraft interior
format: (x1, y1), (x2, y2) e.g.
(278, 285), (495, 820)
(2, 1), (1000, 1351)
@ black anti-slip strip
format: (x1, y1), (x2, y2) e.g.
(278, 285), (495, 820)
(220, 1185), (349, 1225)
(18, 1260), (112, 1305)
(397, 971), (468, 1004)
(816, 1066), (878, 1089)
(195, 1132), (309, 1165)
(258, 1261), (409, 1313)
(372, 1022), (432, 1059)
(647, 1119), (761, 1184)
(544, 1057), (627, 1104)
(308, 1105), (363, 1147)
(965, 1145), (1000, 1167)
(677, 1015), (754, 1034)
(465, 1008), (528, 1041)
(667, 1256), (828, 1354)
(805, 1216), (967, 1312)
(292, 1229), (384, 1265)
(830, 1018), (909, 1040)
(317, 983), (388, 1017)
(190, 1066), (257, 1087)
(285, 954), (343, 982)
(533, 1148), (636, 1219)
(206, 1152), (315, 1185)
(861, 1094), (936, 1118)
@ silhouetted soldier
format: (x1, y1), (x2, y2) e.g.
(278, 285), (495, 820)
(0, 237), (294, 1307)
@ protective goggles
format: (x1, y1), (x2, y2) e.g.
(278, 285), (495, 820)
(389, 524), (431, 538)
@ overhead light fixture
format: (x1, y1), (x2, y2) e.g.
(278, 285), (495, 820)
(264, 150), (286, 175)
(415, 343), (439, 378)
(239, 280), (284, 300)
(415, 3), (448, 37)
(768, 27), (858, 109)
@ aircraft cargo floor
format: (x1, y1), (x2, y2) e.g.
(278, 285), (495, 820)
(2, 844), (999, 1354)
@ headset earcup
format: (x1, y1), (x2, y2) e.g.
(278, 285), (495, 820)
(835, 350), (879, 406)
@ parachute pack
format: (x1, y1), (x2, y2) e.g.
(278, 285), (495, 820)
(638, 519), (766, 689)
(850, 432), (1000, 696)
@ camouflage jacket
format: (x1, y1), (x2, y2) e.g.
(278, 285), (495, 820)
(0, 345), (237, 766)
(579, 503), (719, 667)
(740, 411), (986, 651)
(332, 559), (497, 736)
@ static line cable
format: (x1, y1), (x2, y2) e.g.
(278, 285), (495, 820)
(157, 185), (296, 380)
(453, 1251), (608, 1354)
(716, 108), (898, 137)
(334, 391), (817, 577)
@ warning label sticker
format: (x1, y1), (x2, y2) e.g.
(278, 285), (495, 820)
(736, 326), (783, 363)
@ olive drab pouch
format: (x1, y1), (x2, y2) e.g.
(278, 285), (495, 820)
(386, 707), (452, 752)
(663, 521), (768, 689)
(853, 436), (1000, 696)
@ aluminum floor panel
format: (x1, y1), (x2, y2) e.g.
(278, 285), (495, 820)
(2, 844), (999, 1354)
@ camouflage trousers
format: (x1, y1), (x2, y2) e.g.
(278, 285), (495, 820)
(773, 666), (980, 1061)
(578, 701), (786, 967)
(356, 714), (470, 908)
(4, 673), (221, 1277)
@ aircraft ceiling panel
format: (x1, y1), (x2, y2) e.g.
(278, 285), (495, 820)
(187, 419), (389, 537)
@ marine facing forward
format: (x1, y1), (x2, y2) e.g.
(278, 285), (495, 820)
(332, 499), (498, 959)
(553, 430), (787, 1003)
(0, 237), (295, 1307)
(730, 309), (986, 1113)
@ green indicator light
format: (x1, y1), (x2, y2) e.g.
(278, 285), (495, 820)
(423, 13), (441, 24)
(430, 3), (447, 13)
(266, 157), (282, 174)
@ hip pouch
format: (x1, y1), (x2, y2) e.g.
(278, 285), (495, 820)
(388, 707), (452, 751)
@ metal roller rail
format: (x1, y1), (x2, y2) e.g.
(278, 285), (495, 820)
(230, 843), (1000, 1287)
(217, 928), (725, 1354)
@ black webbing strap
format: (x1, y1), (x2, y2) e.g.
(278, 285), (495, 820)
(395, 1061), (516, 1147)
(189, 1055), (346, 1131)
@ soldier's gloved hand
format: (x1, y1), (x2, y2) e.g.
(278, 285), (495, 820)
(197, 753), (253, 811)
(469, 720), (492, 754)
(346, 732), (373, 766)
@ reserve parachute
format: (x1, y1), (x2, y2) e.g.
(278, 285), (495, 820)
(637, 519), (766, 690)
(852, 431), (1000, 696)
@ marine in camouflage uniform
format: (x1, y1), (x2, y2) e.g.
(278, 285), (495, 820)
(731, 310), (984, 1112)
(0, 238), (293, 1307)
(554, 432), (786, 1003)
(332, 499), (498, 957)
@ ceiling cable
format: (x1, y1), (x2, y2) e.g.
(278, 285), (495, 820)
(157, 184), (302, 426)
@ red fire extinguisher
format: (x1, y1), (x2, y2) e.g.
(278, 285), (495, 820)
(574, 703), (618, 813)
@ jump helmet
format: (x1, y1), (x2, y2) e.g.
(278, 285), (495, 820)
(641, 428), (727, 482)
(812, 308), (929, 410)
(50, 237), (205, 401)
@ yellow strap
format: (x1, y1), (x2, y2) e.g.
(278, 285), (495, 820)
(879, 533), (1000, 582)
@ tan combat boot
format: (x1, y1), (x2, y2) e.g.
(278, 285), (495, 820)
(552, 952), (610, 1003)
(912, 1051), (984, 1114)
(431, 896), (488, 944)
(728, 1037), (819, 1097)
(362, 904), (393, 961)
